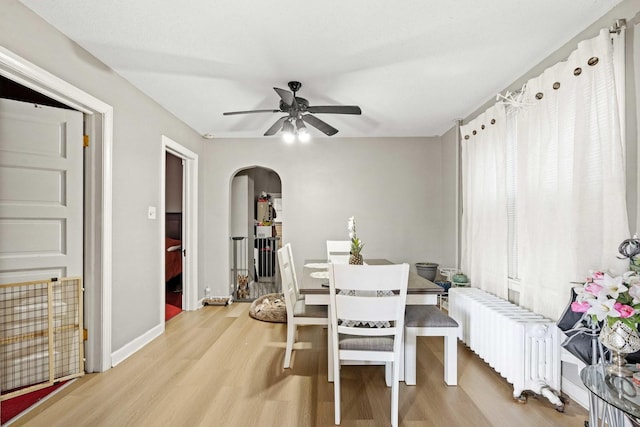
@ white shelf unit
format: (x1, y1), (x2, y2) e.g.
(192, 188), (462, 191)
(436, 267), (470, 310)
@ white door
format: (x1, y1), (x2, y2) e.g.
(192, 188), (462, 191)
(0, 98), (83, 284)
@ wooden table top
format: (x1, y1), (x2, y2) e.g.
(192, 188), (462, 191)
(300, 259), (444, 295)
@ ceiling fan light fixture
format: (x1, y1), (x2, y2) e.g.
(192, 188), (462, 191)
(295, 118), (310, 142)
(283, 132), (295, 143)
(282, 119), (294, 132)
(223, 81), (360, 138)
(298, 128), (310, 143)
(282, 120), (295, 143)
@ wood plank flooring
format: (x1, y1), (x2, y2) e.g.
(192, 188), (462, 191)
(8, 303), (589, 426)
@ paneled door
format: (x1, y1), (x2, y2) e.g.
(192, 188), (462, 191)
(0, 98), (83, 284)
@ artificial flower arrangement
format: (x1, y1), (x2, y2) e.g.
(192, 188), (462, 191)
(571, 270), (640, 332)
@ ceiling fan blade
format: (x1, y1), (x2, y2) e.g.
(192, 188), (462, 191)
(264, 116), (288, 136)
(307, 105), (362, 115)
(273, 87), (297, 108)
(223, 109), (280, 116)
(302, 114), (338, 136)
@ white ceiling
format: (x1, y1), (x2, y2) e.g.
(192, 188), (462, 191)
(19, 0), (622, 139)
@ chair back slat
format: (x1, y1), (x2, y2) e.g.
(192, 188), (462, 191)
(326, 240), (351, 264)
(331, 264), (408, 292)
(335, 294), (403, 322)
(338, 325), (398, 336)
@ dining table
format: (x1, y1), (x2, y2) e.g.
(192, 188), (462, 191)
(299, 258), (446, 382)
(300, 258), (444, 305)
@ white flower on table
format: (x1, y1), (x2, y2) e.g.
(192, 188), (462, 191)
(587, 297), (621, 322)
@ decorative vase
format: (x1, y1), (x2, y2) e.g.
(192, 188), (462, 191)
(415, 262), (439, 281)
(349, 253), (363, 265)
(599, 320), (640, 377)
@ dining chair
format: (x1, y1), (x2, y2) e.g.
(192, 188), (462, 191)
(278, 243), (328, 369)
(328, 263), (409, 427)
(326, 240), (351, 264)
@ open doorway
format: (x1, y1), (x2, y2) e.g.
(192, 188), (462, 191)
(230, 166), (282, 301)
(165, 152), (183, 321)
(161, 136), (198, 320)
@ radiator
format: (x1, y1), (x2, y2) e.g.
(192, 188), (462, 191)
(449, 287), (563, 409)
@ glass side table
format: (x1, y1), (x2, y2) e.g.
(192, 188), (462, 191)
(581, 364), (640, 426)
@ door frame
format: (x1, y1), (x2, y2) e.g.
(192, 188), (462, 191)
(0, 47), (113, 372)
(162, 135), (198, 313)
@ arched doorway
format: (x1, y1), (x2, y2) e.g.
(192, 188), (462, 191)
(230, 166), (282, 301)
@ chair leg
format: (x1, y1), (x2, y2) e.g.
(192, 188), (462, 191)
(284, 323), (296, 369)
(444, 333), (458, 385)
(399, 337), (405, 382)
(385, 362), (392, 387)
(404, 328), (417, 386)
(328, 322), (334, 382)
(334, 359), (341, 425)
(391, 358), (399, 427)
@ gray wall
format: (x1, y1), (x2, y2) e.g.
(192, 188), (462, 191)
(202, 137), (449, 295)
(439, 126), (460, 269)
(0, 0), (205, 351)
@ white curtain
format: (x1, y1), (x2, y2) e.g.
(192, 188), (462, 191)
(460, 104), (509, 299)
(516, 29), (629, 320)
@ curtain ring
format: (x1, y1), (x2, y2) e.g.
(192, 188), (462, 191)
(574, 67), (582, 76)
(481, 124), (485, 130)
(588, 57), (599, 66)
(490, 119), (496, 124)
(553, 82), (561, 90)
(472, 130), (477, 135)
(464, 135), (470, 140)
(535, 92), (544, 100)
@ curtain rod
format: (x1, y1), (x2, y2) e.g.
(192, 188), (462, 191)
(609, 18), (626, 34)
(495, 19), (626, 102)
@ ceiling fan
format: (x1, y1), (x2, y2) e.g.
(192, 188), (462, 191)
(223, 81), (361, 139)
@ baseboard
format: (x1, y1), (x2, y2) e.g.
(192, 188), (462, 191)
(561, 376), (589, 410)
(559, 347), (589, 410)
(110, 323), (164, 367)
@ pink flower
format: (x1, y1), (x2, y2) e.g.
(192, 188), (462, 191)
(593, 271), (605, 280)
(571, 301), (591, 313)
(584, 283), (603, 296)
(614, 302), (635, 318)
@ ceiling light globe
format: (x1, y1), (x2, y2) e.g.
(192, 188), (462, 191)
(298, 130), (310, 143)
(283, 132), (295, 143)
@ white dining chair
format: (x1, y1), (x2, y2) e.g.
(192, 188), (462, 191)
(328, 263), (409, 427)
(326, 240), (351, 264)
(278, 243), (328, 369)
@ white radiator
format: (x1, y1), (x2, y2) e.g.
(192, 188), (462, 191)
(449, 287), (563, 409)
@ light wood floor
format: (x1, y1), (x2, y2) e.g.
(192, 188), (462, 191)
(8, 303), (588, 426)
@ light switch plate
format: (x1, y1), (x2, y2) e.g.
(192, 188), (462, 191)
(148, 206), (156, 219)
